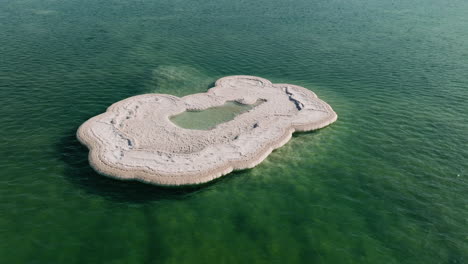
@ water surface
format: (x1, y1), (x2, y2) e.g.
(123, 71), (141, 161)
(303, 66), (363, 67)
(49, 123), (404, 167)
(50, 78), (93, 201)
(170, 101), (258, 130)
(0, 0), (467, 263)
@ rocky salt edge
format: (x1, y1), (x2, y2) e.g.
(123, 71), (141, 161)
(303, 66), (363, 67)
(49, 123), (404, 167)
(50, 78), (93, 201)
(77, 76), (338, 186)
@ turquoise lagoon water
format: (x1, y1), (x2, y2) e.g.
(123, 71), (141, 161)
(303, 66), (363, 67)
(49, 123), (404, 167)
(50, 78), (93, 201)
(0, 0), (467, 263)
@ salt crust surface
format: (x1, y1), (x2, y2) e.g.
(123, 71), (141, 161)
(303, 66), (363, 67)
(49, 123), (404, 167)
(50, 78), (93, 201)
(77, 76), (338, 186)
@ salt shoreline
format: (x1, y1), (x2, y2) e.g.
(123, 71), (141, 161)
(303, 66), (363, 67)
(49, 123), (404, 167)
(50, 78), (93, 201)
(77, 75), (337, 186)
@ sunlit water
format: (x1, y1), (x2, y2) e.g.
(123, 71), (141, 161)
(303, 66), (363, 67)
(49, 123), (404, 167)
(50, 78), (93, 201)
(0, 0), (467, 263)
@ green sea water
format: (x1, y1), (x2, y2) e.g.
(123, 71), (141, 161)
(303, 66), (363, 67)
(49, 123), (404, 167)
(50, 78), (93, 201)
(0, 0), (467, 263)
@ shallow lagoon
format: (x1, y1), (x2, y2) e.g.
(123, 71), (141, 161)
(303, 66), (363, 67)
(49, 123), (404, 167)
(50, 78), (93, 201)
(170, 101), (258, 130)
(0, 0), (467, 263)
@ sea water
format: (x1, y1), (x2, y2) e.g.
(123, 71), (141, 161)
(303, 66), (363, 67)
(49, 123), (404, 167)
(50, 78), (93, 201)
(0, 0), (466, 263)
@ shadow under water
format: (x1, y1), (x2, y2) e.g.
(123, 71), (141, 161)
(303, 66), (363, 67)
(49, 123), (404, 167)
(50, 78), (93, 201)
(57, 121), (319, 203)
(56, 128), (244, 203)
(56, 79), (262, 203)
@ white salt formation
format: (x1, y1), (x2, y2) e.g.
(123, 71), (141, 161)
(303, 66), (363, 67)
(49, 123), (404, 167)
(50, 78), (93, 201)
(77, 76), (337, 186)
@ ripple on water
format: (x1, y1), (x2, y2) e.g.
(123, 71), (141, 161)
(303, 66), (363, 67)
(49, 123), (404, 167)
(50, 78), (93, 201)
(0, 0), (467, 263)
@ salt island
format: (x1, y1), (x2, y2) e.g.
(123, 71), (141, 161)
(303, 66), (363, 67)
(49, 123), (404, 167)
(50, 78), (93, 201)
(77, 76), (337, 186)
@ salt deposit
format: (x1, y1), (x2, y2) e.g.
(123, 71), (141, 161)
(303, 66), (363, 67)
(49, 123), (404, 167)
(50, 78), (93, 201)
(77, 76), (337, 186)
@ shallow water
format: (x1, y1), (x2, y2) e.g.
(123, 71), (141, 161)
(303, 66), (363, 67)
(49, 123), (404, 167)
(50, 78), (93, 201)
(0, 0), (467, 263)
(170, 101), (258, 130)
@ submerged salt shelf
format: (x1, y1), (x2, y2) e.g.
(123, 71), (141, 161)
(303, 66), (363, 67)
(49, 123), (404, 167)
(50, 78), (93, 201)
(77, 75), (337, 186)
